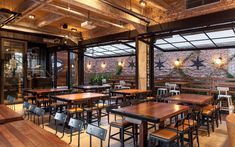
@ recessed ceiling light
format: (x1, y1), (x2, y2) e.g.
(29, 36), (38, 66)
(139, 0), (147, 7)
(28, 15), (35, 19)
(71, 28), (77, 32)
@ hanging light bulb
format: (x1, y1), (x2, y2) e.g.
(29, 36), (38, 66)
(101, 62), (106, 68)
(139, 0), (147, 7)
(174, 58), (181, 68)
(118, 61), (123, 67)
(215, 57), (223, 66)
(87, 62), (91, 69)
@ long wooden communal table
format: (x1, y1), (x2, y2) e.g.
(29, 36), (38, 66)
(0, 120), (69, 147)
(51, 92), (108, 123)
(166, 94), (213, 105)
(73, 85), (111, 92)
(0, 104), (23, 124)
(24, 87), (71, 96)
(111, 102), (189, 147)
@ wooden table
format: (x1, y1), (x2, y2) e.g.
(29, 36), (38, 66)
(52, 93), (108, 123)
(111, 102), (189, 147)
(73, 85), (111, 92)
(24, 88), (70, 95)
(0, 104), (23, 124)
(0, 120), (69, 147)
(166, 93), (213, 105)
(111, 89), (151, 95)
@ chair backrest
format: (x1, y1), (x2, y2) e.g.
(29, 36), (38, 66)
(168, 83), (177, 90)
(165, 82), (170, 87)
(86, 124), (107, 141)
(102, 79), (107, 84)
(68, 118), (83, 132)
(7, 95), (15, 102)
(23, 102), (30, 109)
(34, 107), (45, 116)
(28, 104), (37, 112)
(217, 86), (229, 95)
(54, 112), (67, 123)
(119, 80), (126, 86)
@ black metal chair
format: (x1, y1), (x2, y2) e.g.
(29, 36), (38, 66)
(34, 107), (45, 128)
(68, 118), (84, 146)
(22, 101), (30, 118)
(7, 95), (16, 110)
(54, 112), (67, 138)
(86, 124), (107, 147)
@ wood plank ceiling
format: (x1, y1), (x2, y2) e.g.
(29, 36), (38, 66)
(0, 0), (174, 44)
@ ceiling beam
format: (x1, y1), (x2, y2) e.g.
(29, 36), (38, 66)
(15, 0), (52, 22)
(37, 13), (64, 27)
(58, 0), (147, 31)
(149, 0), (170, 11)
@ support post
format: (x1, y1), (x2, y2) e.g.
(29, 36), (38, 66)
(53, 51), (57, 88)
(0, 38), (4, 104)
(67, 50), (71, 89)
(136, 38), (148, 90)
(77, 48), (84, 85)
(149, 38), (155, 91)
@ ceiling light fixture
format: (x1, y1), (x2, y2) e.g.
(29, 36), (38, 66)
(139, 0), (147, 7)
(28, 15), (35, 19)
(71, 28), (77, 32)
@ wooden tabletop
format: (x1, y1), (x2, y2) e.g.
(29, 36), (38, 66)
(0, 104), (23, 124)
(73, 85), (111, 90)
(24, 88), (70, 95)
(171, 81), (189, 85)
(112, 89), (151, 95)
(0, 120), (69, 147)
(166, 94), (213, 105)
(111, 102), (189, 123)
(52, 92), (108, 102)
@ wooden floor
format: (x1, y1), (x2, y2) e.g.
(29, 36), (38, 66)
(12, 104), (229, 147)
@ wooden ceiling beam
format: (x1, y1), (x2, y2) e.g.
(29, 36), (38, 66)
(37, 13), (64, 27)
(58, 0), (147, 32)
(149, 0), (170, 11)
(15, 0), (53, 22)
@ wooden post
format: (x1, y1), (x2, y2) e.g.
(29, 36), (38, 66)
(67, 50), (71, 89)
(77, 48), (84, 85)
(136, 39), (148, 90)
(0, 37), (4, 104)
(149, 38), (155, 91)
(53, 51), (57, 88)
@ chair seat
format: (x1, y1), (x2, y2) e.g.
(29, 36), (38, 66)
(37, 98), (50, 102)
(158, 88), (167, 91)
(150, 129), (177, 140)
(218, 94), (232, 98)
(202, 109), (213, 115)
(184, 119), (197, 126)
(50, 102), (67, 107)
(110, 119), (132, 128)
(67, 107), (83, 113)
(96, 103), (109, 109)
(169, 90), (180, 93)
(168, 124), (189, 132)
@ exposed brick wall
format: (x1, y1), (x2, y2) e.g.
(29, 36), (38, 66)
(84, 49), (235, 83)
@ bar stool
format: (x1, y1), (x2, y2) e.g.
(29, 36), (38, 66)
(157, 83), (169, 96)
(217, 87), (234, 114)
(86, 124), (107, 147)
(168, 83), (180, 95)
(108, 119), (136, 147)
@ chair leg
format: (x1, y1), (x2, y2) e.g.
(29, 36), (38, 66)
(61, 123), (65, 138)
(132, 125), (136, 147)
(120, 128), (124, 147)
(69, 128), (73, 144)
(207, 117), (210, 136)
(108, 125), (111, 147)
(196, 127), (200, 147)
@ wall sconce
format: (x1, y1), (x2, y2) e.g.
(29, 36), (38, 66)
(174, 59), (181, 68)
(118, 61), (123, 67)
(87, 62), (92, 69)
(214, 57), (223, 67)
(101, 62), (106, 68)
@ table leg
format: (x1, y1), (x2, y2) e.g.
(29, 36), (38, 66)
(139, 121), (148, 147)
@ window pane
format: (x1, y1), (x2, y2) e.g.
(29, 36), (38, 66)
(172, 42), (195, 49)
(206, 29), (235, 39)
(213, 37), (235, 47)
(164, 35), (186, 43)
(191, 40), (216, 48)
(183, 33), (208, 41)
(156, 44), (177, 50)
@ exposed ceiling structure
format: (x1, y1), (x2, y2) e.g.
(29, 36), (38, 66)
(0, 0), (173, 44)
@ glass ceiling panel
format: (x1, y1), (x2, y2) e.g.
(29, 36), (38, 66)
(172, 42), (195, 49)
(156, 44), (177, 50)
(112, 44), (129, 49)
(191, 40), (216, 48)
(100, 45), (117, 50)
(164, 35), (186, 43)
(213, 37), (235, 47)
(155, 39), (167, 44)
(127, 42), (135, 47)
(183, 33), (208, 41)
(206, 29), (235, 39)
